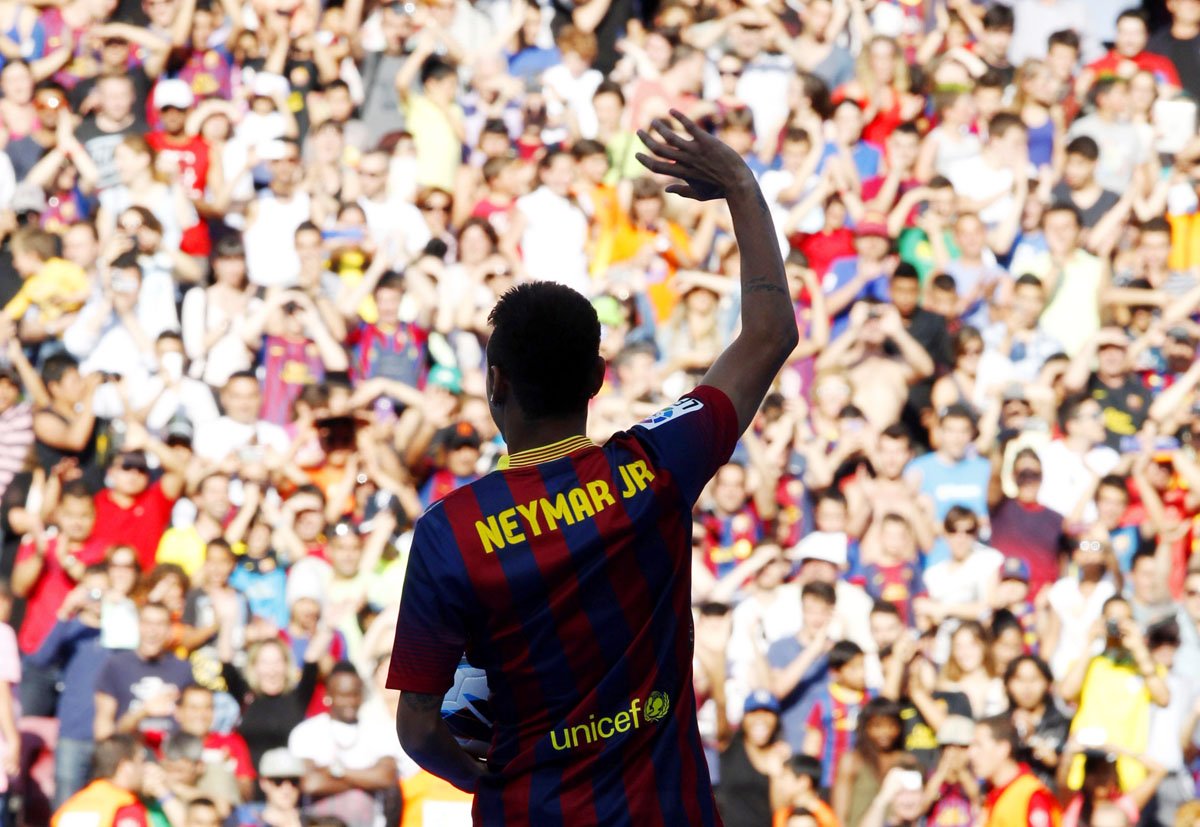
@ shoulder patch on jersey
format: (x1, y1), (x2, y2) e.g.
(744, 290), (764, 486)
(639, 397), (704, 430)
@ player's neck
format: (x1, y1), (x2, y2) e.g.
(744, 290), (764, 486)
(501, 415), (590, 457)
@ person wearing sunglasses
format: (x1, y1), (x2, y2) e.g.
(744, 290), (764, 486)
(229, 749), (304, 827)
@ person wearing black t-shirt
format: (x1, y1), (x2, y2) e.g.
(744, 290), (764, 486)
(1063, 327), (1152, 451)
(74, 74), (148, 191)
(1148, 0), (1200, 102)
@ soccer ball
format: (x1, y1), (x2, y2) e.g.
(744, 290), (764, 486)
(441, 657), (492, 759)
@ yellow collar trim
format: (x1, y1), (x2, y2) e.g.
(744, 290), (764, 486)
(502, 435), (595, 469)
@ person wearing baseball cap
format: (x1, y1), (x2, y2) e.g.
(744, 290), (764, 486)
(714, 689), (786, 824)
(229, 749), (304, 827)
(146, 79), (213, 259)
(1000, 557), (1030, 583)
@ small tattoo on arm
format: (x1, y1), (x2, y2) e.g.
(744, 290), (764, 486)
(744, 282), (787, 296)
(402, 691), (443, 712)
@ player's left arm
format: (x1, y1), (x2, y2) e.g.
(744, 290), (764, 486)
(396, 692), (487, 792)
(391, 514), (486, 792)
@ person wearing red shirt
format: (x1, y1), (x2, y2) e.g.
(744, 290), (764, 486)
(90, 430), (186, 572)
(176, 684), (256, 802)
(971, 715), (1062, 827)
(145, 79), (212, 259)
(12, 480), (105, 715)
(1085, 9), (1182, 90)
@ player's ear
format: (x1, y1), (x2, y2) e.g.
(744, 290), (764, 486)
(586, 355), (605, 399)
(487, 364), (508, 407)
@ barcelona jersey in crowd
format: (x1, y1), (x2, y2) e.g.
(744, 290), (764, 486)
(388, 386), (739, 826)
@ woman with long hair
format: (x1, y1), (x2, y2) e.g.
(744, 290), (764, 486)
(937, 621), (1005, 718)
(658, 279), (726, 400)
(0, 60), (37, 144)
(832, 697), (906, 827)
(180, 233), (263, 387)
(1012, 59), (1064, 175)
(931, 326), (985, 416)
(1004, 654), (1071, 788)
(987, 609), (1027, 679)
(1057, 745), (1166, 827)
(839, 36), (923, 148)
(914, 86), (981, 183)
(218, 628), (332, 775)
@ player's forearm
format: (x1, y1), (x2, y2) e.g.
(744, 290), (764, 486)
(397, 694), (486, 792)
(726, 179), (796, 347)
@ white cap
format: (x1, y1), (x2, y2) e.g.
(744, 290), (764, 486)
(251, 71), (290, 99)
(257, 139), (289, 161)
(259, 749), (305, 779)
(791, 531), (848, 568)
(154, 79), (195, 110)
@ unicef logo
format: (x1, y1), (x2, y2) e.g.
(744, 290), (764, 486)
(644, 691), (670, 723)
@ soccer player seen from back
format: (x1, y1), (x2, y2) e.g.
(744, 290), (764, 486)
(387, 111), (801, 824)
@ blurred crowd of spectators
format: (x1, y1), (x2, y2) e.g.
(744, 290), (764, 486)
(2, 0), (1200, 824)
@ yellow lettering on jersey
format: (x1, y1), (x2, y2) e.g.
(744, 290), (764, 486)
(498, 508), (525, 545)
(568, 487), (596, 522)
(515, 502), (543, 537)
(618, 464), (636, 498)
(477, 516), (505, 554)
(586, 479), (616, 511)
(479, 468), (650, 555)
(541, 493), (575, 531)
(619, 460), (655, 498)
(630, 460), (655, 490)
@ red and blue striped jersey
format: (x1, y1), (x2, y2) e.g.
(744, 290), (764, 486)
(804, 682), (872, 788)
(388, 385), (738, 826)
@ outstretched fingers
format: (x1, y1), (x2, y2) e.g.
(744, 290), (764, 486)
(634, 152), (679, 177)
(668, 109), (707, 141)
(649, 117), (695, 151)
(636, 127), (685, 163)
(664, 183), (700, 199)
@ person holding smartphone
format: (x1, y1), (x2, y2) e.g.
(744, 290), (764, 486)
(857, 762), (931, 827)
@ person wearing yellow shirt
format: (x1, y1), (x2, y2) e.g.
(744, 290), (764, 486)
(156, 473), (239, 577)
(395, 47), (465, 193)
(5, 226), (91, 326)
(1059, 595), (1171, 791)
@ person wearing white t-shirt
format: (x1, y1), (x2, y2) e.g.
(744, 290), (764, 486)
(1042, 536), (1119, 679)
(288, 664), (399, 827)
(541, 28), (604, 140)
(726, 545), (803, 719)
(1036, 395), (1120, 525)
(356, 149), (431, 262)
(193, 372), (289, 463)
(243, 140), (311, 289)
(919, 505), (1003, 661)
(504, 150), (589, 295)
(945, 113), (1028, 230)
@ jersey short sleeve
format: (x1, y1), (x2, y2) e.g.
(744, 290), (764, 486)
(1026, 788), (1061, 827)
(629, 385), (739, 504)
(387, 510), (473, 695)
